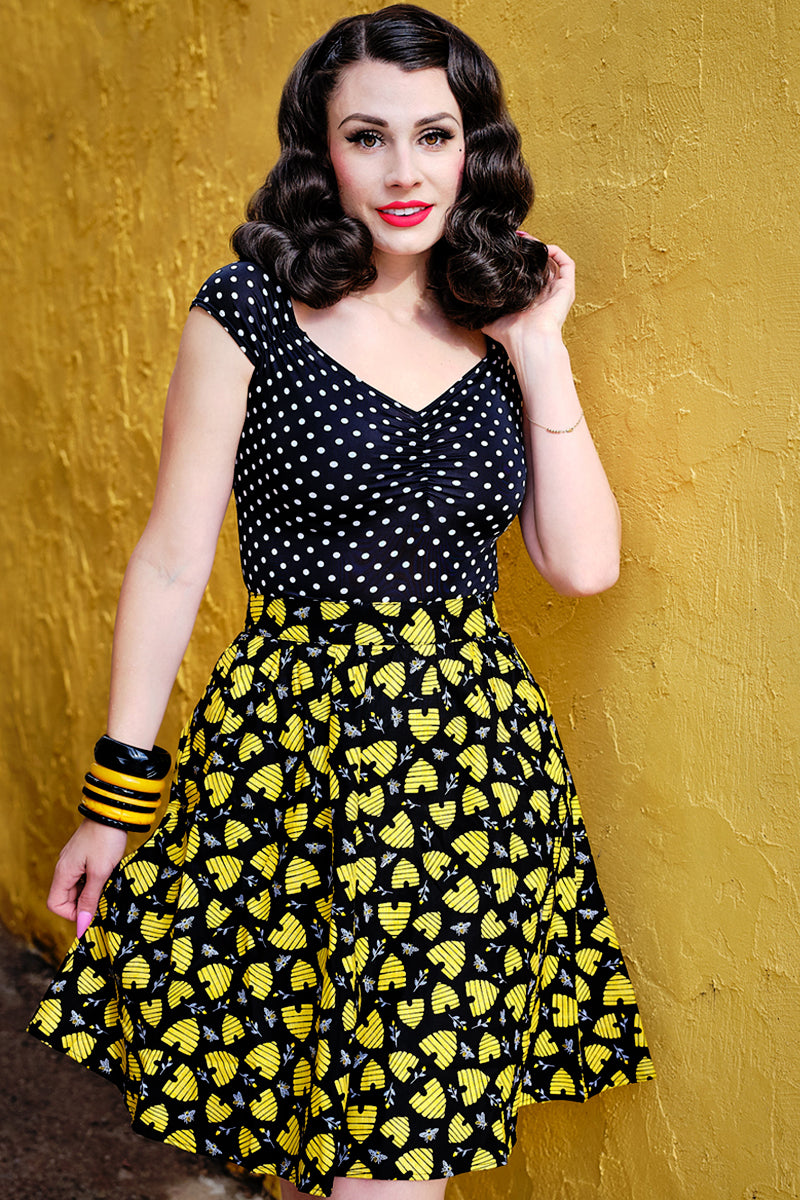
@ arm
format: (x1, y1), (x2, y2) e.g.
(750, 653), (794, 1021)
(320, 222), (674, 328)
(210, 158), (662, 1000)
(47, 307), (253, 926)
(484, 243), (621, 597)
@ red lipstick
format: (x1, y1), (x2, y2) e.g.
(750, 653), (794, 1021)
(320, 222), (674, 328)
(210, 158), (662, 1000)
(376, 204), (433, 227)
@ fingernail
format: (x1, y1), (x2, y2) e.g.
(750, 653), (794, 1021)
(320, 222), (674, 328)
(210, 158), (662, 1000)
(77, 910), (93, 938)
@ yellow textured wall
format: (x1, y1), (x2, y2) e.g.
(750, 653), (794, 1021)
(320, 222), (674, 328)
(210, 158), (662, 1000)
(2, 1), (798, 1197)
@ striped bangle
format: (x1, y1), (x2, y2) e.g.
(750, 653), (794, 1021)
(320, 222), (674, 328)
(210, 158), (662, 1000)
(81, 783), (161, 815)
(79, 736), (171, 834)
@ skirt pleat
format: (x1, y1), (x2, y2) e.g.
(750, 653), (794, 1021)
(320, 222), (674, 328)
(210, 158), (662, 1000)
(28, 594), (654, 1196)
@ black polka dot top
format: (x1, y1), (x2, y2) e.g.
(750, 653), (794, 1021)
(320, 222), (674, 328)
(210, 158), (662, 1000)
(190, 262), (528, 603)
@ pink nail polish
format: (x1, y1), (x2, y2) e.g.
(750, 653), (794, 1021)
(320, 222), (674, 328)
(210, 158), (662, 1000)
(77, 910), (93, 938)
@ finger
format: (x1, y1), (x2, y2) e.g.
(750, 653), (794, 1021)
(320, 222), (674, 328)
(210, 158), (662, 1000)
(76, 910), (94, 938)
(47, 895), (79, 921)
(46, 863), (84, 922)
(76, 870), (108, 925)
(545, 244), (575, 269)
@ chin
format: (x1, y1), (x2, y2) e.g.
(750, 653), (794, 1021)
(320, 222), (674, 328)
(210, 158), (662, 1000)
(370, 224), (446, 259)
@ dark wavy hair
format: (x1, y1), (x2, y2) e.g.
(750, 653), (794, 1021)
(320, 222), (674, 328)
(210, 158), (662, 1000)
(231, 3), (550, 329)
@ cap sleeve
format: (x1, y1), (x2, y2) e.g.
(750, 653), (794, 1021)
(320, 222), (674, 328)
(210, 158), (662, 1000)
(189, 261), (286, 367)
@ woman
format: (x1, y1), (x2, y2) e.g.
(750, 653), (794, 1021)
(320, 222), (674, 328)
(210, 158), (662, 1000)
(28, 6), (654, 1198)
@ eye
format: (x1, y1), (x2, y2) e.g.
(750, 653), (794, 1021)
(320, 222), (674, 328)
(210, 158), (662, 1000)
(344, 129), (384, 149)
(419, 128), (455, 147)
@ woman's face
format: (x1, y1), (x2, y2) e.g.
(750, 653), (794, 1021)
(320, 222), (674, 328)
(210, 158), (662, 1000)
(326, 59), (465, 262)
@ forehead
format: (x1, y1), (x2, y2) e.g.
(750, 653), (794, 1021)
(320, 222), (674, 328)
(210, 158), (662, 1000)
(328, 60), (461, 125)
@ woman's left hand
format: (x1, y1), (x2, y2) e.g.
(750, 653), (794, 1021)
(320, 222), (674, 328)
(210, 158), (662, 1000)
(482, 240), (576, 348)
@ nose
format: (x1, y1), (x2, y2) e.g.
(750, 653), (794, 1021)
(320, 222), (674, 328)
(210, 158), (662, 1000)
(384, 143), (422, 190)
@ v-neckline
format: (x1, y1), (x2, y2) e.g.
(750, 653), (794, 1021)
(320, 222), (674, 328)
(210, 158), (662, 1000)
(286, 294), (492, 418)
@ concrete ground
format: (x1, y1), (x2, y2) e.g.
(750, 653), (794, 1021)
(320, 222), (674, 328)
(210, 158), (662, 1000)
(0, 921), (280, 1200)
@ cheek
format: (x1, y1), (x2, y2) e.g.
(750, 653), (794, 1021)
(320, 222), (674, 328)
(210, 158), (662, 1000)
(328, 148), (364, 212)
(443, 150), (465, 200)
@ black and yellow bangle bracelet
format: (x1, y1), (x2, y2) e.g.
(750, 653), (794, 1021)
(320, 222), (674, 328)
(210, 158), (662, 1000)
(94, 735), (171, 780)
(89, 762), (164, 794)
(79, 735), (171, 834)
(84, 772), (162, 802)
(79, 796), (154, 827)
(77, 803), (151, 834)
(81, 784), (160, 815)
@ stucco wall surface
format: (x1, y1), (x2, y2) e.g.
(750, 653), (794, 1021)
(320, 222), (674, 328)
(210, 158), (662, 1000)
(1, 1), (798, 1198)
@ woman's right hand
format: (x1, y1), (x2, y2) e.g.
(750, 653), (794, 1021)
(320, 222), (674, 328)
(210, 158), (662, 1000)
(46, 819), (128, 934)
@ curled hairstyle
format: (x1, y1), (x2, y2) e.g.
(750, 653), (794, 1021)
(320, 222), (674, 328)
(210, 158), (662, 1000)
(231, 3), (550, 329)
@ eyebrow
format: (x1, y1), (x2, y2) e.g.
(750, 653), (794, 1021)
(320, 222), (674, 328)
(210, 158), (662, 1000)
(337, 111), (460, 129)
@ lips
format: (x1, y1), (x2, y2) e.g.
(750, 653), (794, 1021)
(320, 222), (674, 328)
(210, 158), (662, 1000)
(376, 204), (433, 227)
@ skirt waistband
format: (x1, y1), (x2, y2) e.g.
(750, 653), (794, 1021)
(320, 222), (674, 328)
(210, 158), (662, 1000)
(245, 593), (503, 649)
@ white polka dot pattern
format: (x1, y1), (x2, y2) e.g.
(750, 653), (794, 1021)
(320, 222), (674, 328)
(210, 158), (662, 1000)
(190, 262), (528, 602)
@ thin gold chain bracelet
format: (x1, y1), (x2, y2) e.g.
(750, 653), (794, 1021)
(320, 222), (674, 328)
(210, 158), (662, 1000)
(525, 410), (585, 434)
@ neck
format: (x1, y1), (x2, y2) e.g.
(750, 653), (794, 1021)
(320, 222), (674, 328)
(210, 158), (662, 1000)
(358, 250), (435, 317)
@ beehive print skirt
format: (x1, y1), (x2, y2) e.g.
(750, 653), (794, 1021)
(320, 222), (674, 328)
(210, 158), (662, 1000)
(28, 595), (655, 1196)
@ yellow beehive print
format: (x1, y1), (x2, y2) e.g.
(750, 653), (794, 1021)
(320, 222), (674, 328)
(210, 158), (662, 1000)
(28, 595), (653, 1198)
